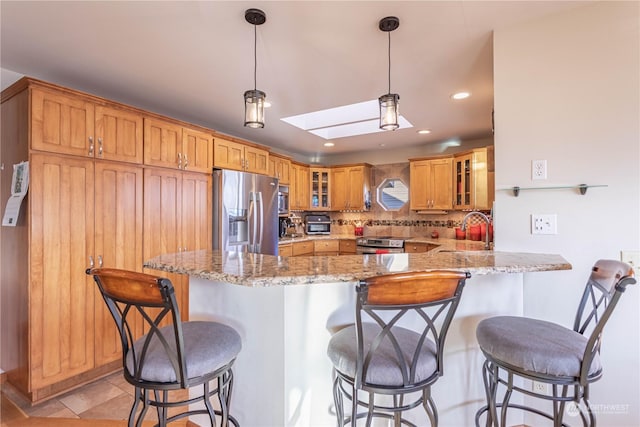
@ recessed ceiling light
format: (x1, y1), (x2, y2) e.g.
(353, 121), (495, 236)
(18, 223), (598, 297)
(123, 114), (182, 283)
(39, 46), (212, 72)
(324, 142), (335, 147)
(379, 143), (386, 147)
(451, 92), (471, 100)
(417, 129), (431, 134)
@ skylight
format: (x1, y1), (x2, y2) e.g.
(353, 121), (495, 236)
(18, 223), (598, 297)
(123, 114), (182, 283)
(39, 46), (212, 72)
(281, 100), (413, 139)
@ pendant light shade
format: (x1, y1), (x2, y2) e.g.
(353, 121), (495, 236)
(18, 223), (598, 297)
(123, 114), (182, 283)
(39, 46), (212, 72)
(378, 16), (400, 131)
(244, 89), (266, 128)
(244, 8), (266, 128)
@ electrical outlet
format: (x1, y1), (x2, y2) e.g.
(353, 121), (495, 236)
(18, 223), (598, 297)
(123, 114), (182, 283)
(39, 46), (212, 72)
(531, 214), (557, 235)
(532, 160), (547, 180)
(621, 250), (640, 275)
(533, 381), (548, 394)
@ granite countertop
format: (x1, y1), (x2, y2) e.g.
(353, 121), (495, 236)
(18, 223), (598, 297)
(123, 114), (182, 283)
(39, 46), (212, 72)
(144, 249), (571, 287)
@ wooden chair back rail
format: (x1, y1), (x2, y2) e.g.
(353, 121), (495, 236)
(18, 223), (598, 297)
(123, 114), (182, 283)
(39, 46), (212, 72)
(362, 270), (470, 305)
(87, 267), (168, 305)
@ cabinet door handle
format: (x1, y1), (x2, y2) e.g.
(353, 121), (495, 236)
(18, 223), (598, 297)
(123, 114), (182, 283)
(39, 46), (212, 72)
(98, 138), (103, 157)
(88, 137), (94, 157)
(89, 255), (94, 268)
(178, 153), (182, 169)
(98, 255), (103, 267)
(183, 154), (188, 169)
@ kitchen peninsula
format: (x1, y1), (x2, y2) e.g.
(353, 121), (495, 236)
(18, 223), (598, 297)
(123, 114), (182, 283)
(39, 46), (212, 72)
(145, 248), (570, 426)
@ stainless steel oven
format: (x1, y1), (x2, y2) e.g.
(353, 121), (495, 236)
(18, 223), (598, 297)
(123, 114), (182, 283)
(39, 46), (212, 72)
(356, 236), (405, 254)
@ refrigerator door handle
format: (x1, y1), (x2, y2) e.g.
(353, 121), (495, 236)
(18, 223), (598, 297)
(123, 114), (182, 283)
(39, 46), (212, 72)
(255, 192), (264, 250)
(249, 191), (259, 252)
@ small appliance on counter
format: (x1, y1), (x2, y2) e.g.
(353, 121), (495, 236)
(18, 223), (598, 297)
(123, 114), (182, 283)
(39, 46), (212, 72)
(305, 214), (331, 235)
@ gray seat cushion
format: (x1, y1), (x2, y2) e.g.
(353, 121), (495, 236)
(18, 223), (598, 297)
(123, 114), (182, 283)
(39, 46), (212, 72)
(476, 316), (601, 378)
(327, 322), (437, 387)
(126, 321), (242, 383)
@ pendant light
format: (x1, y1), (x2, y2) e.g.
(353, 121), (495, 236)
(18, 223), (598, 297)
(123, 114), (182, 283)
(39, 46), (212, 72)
(378, 16), (400, 131)
(244, 8), (266, 128)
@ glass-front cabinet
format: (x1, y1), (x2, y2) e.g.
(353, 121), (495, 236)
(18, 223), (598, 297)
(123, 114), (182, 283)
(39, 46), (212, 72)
(454, 153), (472, 209)
(309, 167), (331, 210)
(452, 147), (494, 211)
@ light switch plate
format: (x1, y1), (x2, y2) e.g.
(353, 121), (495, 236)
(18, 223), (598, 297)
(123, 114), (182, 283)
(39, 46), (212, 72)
(531, 214), (557, 234)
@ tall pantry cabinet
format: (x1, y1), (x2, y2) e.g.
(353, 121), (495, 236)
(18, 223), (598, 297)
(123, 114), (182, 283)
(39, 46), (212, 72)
(0, 78), (210, 403)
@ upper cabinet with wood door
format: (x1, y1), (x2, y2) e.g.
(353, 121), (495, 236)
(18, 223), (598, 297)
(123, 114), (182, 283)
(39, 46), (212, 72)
(31, 87), (143, 163)
(144, 117), (213, 173)
(331, 164), (372, 211)
(409, 157), (453, 211)
(452, 146), (495, 211)
(213, 136), (269, 175)
(268, 153), (291, 185)
(290, 161), (310, 211)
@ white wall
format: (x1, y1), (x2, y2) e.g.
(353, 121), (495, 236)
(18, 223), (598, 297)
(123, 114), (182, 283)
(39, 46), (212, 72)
(494, 2), (639, 425)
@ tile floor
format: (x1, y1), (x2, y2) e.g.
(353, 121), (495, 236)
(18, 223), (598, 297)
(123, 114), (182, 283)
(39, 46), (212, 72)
(2, 371), (138, 421)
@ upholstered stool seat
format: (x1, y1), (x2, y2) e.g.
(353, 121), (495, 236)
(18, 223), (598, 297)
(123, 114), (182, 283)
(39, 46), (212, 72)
(328, 322), (438, 387)
(476, 316), (601, 378)
(475, 260), (636, 427)
(127, 321), (241, 383)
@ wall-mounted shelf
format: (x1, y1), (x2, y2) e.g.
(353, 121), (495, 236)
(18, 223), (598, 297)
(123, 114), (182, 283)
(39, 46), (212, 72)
(501, 184), (608, 197)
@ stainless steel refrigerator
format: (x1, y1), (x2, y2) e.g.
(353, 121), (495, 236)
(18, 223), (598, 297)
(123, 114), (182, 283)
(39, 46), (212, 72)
(212, 169), (279, 255)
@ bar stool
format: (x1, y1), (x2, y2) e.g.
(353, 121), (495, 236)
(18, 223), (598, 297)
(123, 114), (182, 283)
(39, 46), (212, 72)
(87, 268), (242, 427)
(475, 259), (636, 427)
(327, 270), (470, 426)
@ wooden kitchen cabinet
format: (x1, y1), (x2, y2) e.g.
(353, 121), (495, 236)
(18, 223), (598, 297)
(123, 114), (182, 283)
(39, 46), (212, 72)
(31, 87), (143, 163)
(292, 241), (314, 256)
(143, 168), (212, 321)
(404, 242), (437, 253)
(331, 164), (372, 211)
(409, 157), (453, 211)
(309, 167), (331, 210)
(144, 118), (213, 173)
(26, 152), (144, 395)
(213, 137), (269, 175)
(268, 153), (291, 185)
(339, 239), (357, 255)
(290, 161), (309, 211)
(314, 239), (339, 255)
(279, 244), (293, 257)
(453, 146), (495, 211)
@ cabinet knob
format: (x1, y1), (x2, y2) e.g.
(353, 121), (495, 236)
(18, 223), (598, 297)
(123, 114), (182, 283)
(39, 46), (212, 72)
(178, 153), (182, 169)
(98, 138), (103, 157)
(88, 137), (94, 156)
(183, 154), (188, 169)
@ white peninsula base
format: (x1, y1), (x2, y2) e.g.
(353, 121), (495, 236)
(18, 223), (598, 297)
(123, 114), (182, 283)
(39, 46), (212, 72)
(188, 274), (527, 426)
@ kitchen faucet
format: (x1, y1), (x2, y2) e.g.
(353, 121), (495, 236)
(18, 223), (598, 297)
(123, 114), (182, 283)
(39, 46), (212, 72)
(461, 211), (492, 250)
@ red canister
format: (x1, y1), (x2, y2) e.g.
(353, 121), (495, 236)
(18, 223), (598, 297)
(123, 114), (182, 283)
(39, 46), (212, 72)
(469, 225), (481, 241)
(455, 228), (466, 240)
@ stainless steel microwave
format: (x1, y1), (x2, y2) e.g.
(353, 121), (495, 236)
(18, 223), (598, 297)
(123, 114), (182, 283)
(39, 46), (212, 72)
(305, 214), (331, 235)
(278, 185), (289, 217)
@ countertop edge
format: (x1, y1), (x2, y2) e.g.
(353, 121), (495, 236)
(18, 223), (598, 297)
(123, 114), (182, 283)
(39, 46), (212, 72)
(144, 250), (572, 288)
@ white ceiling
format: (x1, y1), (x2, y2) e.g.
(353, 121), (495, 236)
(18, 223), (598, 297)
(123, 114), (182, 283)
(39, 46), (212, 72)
(0, 1), (588, 161)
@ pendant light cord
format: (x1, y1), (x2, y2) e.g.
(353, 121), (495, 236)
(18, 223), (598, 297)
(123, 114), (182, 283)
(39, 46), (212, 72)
(253, 23), (257, 91)
(387, 31), (391, 94)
